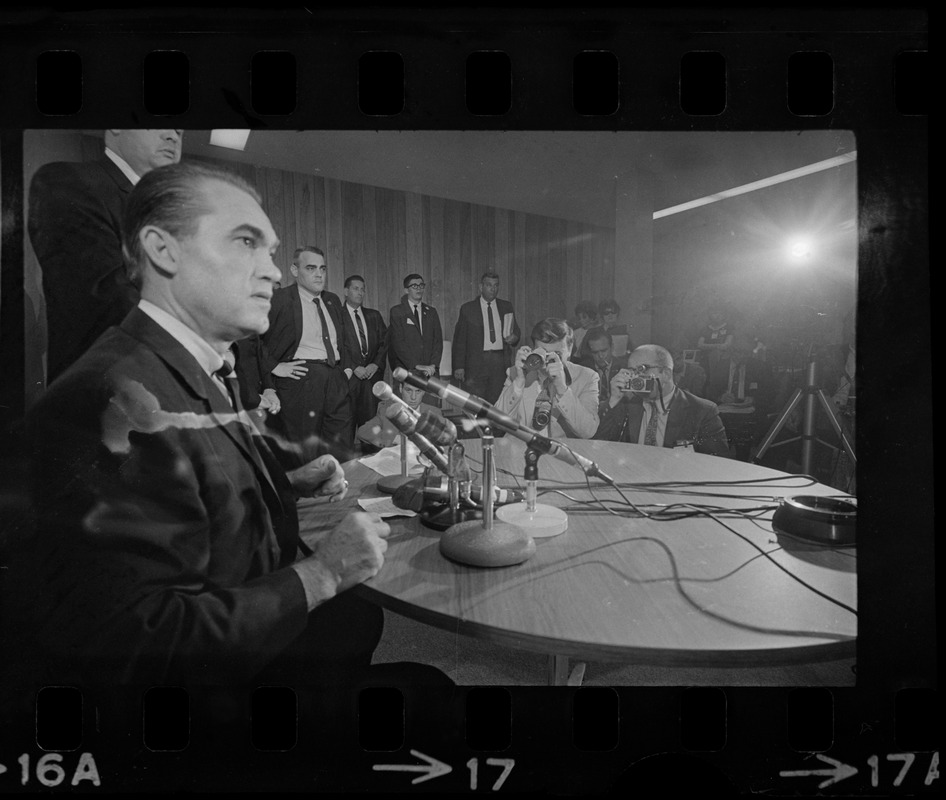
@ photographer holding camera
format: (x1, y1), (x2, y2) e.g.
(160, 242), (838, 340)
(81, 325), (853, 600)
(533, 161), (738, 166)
(494, 317), (600, 439)
(593, 344), (731, 457)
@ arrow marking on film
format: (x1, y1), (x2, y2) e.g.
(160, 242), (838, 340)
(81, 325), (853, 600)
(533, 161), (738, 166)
(780, 754), (858, 788)
(373, 749), (452, 785)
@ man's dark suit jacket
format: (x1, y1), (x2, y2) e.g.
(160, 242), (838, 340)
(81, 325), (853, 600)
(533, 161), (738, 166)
(451, 297), (521, 374)
(340, 304), (388, 375)
(28, 156), (138, 383)
(575, 353), (629, 418)
(2, 309), (308, 686)
(594, 387), (731, 457)
(234, 334), (277, 409)
(387, 296), (443, 376)
(260, 284), (352, 385)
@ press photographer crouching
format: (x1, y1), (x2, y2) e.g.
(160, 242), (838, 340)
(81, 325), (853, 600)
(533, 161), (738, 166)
(593, 344), (731, 457)
(493, 317), (599, 439)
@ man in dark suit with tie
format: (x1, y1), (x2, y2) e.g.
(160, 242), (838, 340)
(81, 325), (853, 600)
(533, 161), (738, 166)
(387, 273), (443, 389)
(451, 271), (521, 404)
(1, 162), (421, 689)
(260, 246), (355, 464)
(575, 328), (628, 419)
(340, 274), (388, 428)
(28, 129), (183, 383)
(594, 344), (730, 457)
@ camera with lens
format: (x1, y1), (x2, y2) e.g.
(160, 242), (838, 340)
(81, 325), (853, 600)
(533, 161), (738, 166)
(523, 349), (554, 371)
(623, 374), (656, 393)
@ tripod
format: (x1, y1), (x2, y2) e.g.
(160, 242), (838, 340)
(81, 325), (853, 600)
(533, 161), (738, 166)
(753, 357), (855, 478)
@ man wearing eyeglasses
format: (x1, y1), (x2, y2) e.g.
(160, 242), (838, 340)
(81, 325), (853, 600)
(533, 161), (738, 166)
(387, 273), (443, 390)
(593, 344), (731, 457)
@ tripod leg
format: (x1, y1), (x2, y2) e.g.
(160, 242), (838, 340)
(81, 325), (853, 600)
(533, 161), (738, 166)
(754, 389), (803, 462)
(816, 391), (856, 464)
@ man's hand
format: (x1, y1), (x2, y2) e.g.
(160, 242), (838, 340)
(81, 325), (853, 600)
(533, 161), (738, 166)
(610, 369), (632, 407)
(258, 388), (280, 415)
(545, 351), (567, 395)
(364, 363), (378, 379)
(453, 368), (465, 382)
(273, 360), (308, 380)
(354, 366), (368, 379)
(503, 332), (517, 345)
(294, 512), (391, 601)
(288, 454), (349, 501)
(416, 364), (435, 378)
(512, 346), (532, 384)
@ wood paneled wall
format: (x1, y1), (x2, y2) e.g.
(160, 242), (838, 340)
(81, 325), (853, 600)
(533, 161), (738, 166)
(24, 133), (616, 401)
(200, 155), (616, 345)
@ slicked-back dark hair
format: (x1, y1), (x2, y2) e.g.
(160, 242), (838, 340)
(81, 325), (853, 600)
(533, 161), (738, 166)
(531, 317), (574, 348)
(344, 274), (366, 288)
(122, 161), (261, 288)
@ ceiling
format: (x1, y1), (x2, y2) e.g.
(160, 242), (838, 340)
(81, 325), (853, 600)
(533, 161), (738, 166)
(182, 129), (857, 228)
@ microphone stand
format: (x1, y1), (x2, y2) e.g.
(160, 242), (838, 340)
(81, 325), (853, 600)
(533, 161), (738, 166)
(439, 424), (536, 568)
(495, 445), (568, 537)
(422, 441), (482, 531)
(376, 432), (415, 493)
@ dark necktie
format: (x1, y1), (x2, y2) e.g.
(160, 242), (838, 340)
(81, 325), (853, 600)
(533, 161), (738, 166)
(412, 303), (421, 333)
(487, 302), (496, 344)
(214, 357), (238, 408)
(314, 296), (336, 366)
(355, 309), (369, 357)
(644, 403), (660, 446)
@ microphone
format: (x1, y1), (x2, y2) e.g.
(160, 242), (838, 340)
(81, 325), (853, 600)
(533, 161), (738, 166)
(416, 409), (458, 447)
(384, 402), (450, 474)
(392, 475), (525, 513)
(373, 381), (420, 420)
(392, 368), (613, 483)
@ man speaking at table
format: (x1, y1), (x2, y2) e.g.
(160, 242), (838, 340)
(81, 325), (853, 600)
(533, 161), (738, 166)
(594, 344), (731, 457)
(2, 162), (447, 689)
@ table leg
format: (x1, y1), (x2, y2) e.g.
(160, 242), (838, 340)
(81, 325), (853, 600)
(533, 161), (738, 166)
(548, 655), (587, 686)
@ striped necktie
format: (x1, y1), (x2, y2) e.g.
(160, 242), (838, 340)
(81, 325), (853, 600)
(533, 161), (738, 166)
(355, 309), (369, 357)
(643, 403), (660, 446)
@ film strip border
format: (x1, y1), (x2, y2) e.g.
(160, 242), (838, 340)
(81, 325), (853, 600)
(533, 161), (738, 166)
(0, 8), (933, 796)
(0, 9), (928, 128)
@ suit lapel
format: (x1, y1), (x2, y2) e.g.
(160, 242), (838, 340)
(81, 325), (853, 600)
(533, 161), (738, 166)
(664, 391), (687, 448)
(624, 402), (644, 443)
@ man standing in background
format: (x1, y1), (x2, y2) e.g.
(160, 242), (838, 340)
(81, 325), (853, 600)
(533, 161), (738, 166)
(387, 273), (443, 390)
(341, 274), (388, 428)
(452, 271), (520, 404)
(28, 129), (183, 383)
(262, 246), (354, 464)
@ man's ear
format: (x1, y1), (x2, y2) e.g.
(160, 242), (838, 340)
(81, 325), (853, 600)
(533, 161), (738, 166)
(139, 225), (182, 276)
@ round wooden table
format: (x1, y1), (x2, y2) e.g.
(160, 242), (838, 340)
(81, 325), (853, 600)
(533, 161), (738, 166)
(296, 437), (856, 685)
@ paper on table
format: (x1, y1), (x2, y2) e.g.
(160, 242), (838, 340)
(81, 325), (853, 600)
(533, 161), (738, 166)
(358, 443), (428, 476)
(357, 495), (417, 518)
(503, 312), (513, 339)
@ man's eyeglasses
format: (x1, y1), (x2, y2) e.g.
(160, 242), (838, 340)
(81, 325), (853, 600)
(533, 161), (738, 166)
(407, 282), (426, 290)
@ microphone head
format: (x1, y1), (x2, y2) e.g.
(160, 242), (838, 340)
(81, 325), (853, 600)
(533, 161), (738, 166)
(385, 401), (418, 433)
(417, 410), (457, 447)
(391, 477), (427, 512)
(373, 381), (395, 401)
(392, 367), (409, 382)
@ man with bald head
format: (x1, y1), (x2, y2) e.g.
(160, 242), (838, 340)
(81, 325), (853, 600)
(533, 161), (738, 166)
(594, 344), (731, 457)
(4, 162), (439, 689)
(29, 129), (183, 382)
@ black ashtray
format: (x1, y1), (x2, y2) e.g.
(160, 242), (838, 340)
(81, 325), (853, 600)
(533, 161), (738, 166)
(772, 495), (857, 547)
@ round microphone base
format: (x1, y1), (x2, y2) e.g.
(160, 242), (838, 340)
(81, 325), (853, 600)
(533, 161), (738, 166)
(376, 473), (416, 494)
(421, 504), (482, 531)
(439, 519), (536, 568)
(496, 502), (568, 538)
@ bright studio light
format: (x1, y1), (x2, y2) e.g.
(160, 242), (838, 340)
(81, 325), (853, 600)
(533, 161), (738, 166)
(786, 237), (815, 263)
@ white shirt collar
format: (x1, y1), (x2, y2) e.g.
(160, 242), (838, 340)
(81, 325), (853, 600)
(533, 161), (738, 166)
(138, 299), (226, 378)
(104, 147), (142, 186)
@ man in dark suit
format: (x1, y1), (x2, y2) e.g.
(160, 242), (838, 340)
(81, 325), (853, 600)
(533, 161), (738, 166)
(451, 271), (521, 404)
(594, 344), (730, 457)
(28, 129), (182, 383)
(575, 327), (628, 419)
(1, 162), (410, 688)
(341, 274), (388, 427)
(260, 246), (355, 464)
(387, 273), (443, 389)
